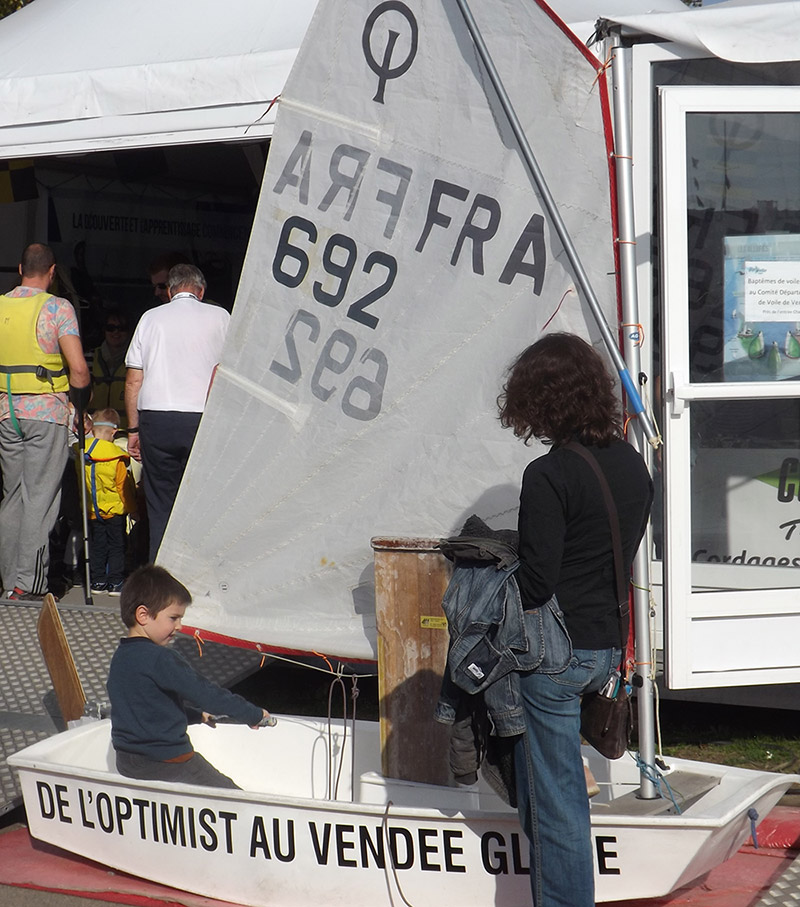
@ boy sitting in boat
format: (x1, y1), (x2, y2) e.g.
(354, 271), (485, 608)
(107, 564), (272, 788)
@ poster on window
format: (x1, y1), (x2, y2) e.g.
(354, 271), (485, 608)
(723, 234), (800, 381)
(691, 448), (800, 570)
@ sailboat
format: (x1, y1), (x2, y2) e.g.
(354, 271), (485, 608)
(10, 0), (798, 904)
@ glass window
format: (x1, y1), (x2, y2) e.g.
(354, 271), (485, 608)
(685, 112), (800, 385)
(689, 399), (800, 588)
(650, 60), (800, 568)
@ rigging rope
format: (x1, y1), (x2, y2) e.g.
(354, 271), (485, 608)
(324, 664), (366, 802)
(381, 800), (417, 907)
(326, 670), (348, 801)
(633, 751), (682, 814)
(350, 675), (359, 803)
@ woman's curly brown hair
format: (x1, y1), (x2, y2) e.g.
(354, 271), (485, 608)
(498, 333), (622, 446)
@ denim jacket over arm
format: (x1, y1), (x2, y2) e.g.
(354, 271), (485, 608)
(434, 528), (572, 738)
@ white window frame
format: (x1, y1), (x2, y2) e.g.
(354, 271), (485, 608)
(659, 85), (800, 689)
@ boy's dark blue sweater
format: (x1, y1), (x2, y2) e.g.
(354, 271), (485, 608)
(107, 636), (263, 761)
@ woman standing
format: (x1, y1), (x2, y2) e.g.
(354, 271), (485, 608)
(91, 310), (131, 428)
(498, 333), (652, 907)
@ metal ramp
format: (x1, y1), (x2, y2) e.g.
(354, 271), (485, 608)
(755, 854), (800, 905)
(0, 593), (265, 816)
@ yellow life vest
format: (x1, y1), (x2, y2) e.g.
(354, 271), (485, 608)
(79, 437), (135, 519)
(0, 292), (70, 394)
(91, 349), (127, 426)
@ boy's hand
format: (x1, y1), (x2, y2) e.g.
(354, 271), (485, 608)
(203, 711), (275, 729)
(250, 709), (276, 729)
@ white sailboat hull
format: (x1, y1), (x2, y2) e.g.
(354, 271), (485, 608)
(9, 717), (796, 904)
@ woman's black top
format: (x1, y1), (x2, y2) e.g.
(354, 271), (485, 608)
(516, 439), (653, 650)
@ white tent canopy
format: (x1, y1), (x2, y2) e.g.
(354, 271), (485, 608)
(610, 0), (800, 64)
(0, 0), (319, 156)
(549, 0), (686, 46)
(0, 0), (793, 162)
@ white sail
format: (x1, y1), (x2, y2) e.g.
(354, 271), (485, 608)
(159, 0), (619, 660)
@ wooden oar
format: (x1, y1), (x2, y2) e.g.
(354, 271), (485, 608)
(37, 592), (86, 725)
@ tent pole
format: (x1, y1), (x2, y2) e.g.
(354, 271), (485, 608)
(609, 39), (658, 800)
(452, 0), (659, 448)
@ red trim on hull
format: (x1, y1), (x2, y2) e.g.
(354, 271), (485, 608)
(178, 625), (377, 666)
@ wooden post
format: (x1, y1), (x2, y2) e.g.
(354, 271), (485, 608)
(371, 537), (452, 786)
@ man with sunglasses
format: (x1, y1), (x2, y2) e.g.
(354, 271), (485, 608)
(147, 252), (190, 308)
(0, 243), (91, 601)
(125, 263), (229, 562)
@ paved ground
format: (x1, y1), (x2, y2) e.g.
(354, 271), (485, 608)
(0, 806), (123, 906)
(0, 884), (118, 907)
(0, 887), (116, 906)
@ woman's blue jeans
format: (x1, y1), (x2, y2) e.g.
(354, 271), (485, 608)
(514, 647), (621, 907)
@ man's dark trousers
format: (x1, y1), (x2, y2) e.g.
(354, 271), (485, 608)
(138, 410), (201, 562)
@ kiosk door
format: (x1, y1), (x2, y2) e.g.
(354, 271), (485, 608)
(661, 86), (800, 688)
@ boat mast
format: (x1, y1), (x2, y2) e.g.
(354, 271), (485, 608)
(452, 0), (659, 448)
(608, 37), (659, 800)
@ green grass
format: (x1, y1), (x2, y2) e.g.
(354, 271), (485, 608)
(658, 738), (800, 772)
(636, 700), (800, 773)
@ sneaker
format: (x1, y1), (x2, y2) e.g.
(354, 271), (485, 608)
(107, 581), (124, 596)
(7, 587), (57, 602)
(90, 582), (108, 593)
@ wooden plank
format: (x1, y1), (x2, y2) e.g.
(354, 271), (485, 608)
(37, 593), (86, 725)
(372, 537), (452, 786)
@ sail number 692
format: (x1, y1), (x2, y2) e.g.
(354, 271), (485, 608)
(270, 309), (388, 422)
(271, 215), (397, 330)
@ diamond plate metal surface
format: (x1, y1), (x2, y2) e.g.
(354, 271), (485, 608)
(0, 597), (264, 816)
(753, 852), (800, 905)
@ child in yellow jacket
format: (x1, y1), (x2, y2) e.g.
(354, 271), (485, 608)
(78, 407), (136, 595)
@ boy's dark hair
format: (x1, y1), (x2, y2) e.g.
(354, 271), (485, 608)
(119, 565), (192, 627)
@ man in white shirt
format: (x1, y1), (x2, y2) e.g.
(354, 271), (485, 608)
(125, 264), (229, 562)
